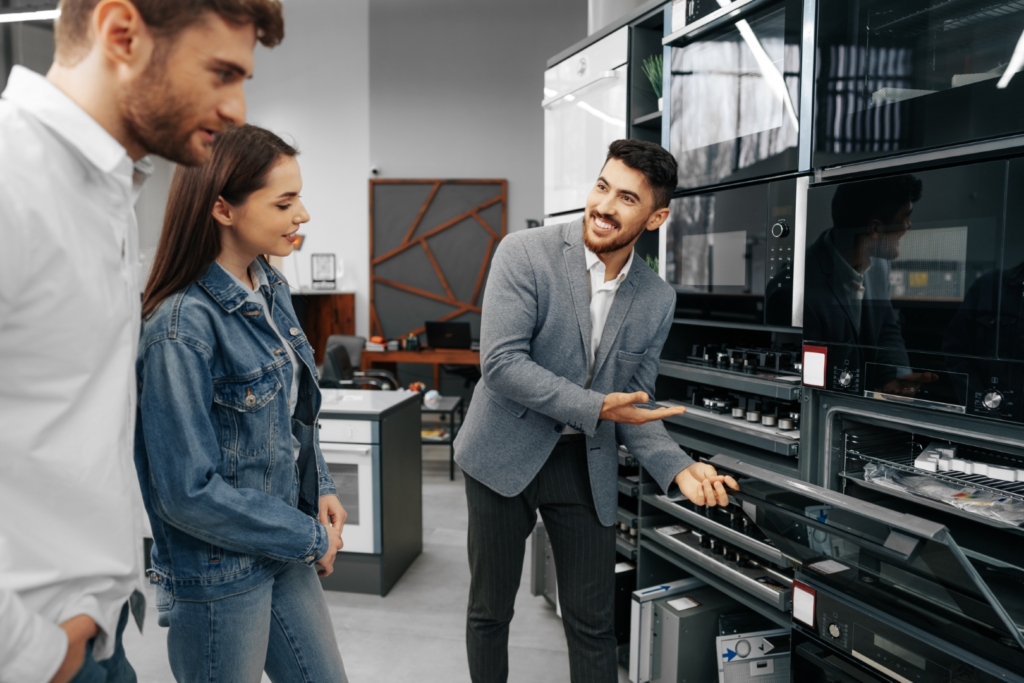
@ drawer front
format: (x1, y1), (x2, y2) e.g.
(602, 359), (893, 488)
(319, 419), (375, 444)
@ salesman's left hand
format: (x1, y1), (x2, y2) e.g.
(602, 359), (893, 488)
(674, 463), (739, 507)
(318, 495), (348, 539)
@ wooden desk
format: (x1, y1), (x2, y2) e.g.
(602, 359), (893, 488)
(361, 348), (480, 390)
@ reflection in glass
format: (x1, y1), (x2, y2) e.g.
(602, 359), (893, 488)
(329, 463), (360, 525)
(669, 4), (800, 189)
(815, 0), (1024, 165)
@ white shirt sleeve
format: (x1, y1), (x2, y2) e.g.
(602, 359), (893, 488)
(0, 588), (68, 683)
(0, 185), (25, 324)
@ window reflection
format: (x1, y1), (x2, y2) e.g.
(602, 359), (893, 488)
(669, 5), (800, 189)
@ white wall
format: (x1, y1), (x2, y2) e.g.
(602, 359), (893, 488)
(246, 0), (372, 337)
(368, 0), (588, 235)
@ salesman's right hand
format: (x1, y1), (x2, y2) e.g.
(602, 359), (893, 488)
(50, 614), (98, 683)
(315, 521), (345, 578)
(600, 391), (686, 425)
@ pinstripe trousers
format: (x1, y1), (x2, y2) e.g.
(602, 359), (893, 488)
(465, 440), (617, 683)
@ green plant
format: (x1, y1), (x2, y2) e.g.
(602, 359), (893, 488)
(645, 253), (659, 273)
(641, 54), (663, 99)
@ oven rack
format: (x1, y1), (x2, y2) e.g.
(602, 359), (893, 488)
(846, 446), (1024, 504)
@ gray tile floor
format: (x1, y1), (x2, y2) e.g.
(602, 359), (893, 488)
(121, 445), (631, 682)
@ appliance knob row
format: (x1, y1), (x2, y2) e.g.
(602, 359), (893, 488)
(828, 623), (842, 639)
(838, 369), (854, 388)
(983, 390), (1004, 410)
(771, 220), (790, 238)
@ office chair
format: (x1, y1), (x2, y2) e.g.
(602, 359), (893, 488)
(319, 335), (398, 390)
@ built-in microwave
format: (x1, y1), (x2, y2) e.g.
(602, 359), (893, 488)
(665, 0), (805, 190)
(663, 175), (807, 327)
(801, 156), (1024, 424)
(813, 0), (1024, 170)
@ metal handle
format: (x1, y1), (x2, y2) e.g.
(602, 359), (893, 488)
(542, 70), (620, 108)
(709, 454), (946, 541)
(321, 445), (372, 464)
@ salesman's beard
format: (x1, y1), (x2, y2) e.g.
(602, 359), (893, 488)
(583, 211), (646, 254)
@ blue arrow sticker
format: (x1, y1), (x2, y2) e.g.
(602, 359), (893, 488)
(723, 649), (737, 662)
(640, 584), (671, 595)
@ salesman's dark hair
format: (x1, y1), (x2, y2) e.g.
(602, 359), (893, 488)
(832, 174), (923, 231)
(604, 139), (678, 210)
(143, 125), (298, 318)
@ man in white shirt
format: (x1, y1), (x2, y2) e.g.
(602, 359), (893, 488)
(0, 2), (284, 682)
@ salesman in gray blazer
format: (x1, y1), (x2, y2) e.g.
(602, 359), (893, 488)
(454, 139), (739, 683)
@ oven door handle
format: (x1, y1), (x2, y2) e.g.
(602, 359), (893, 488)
(542, 70), (620, 108)
(320, 445), (372, 464)
(795, 642), (885, 683)
(711, 454), (946, 541)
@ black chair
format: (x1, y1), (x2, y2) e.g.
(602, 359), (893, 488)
(318, 335), (398, 390)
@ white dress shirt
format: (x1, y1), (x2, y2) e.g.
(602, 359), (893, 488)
(563, 246), (634, 435)
(0, 67), (151, 683)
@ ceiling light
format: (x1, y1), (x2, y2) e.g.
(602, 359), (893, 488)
(0, 9), (60, 24)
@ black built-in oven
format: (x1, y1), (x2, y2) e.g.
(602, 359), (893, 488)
(711, 455), (1024, 682)
(801, 156), (1024, 424)
(668, 0), (804, 190)
(814, 0), (1024, 169)
(665, 176), (806, 327)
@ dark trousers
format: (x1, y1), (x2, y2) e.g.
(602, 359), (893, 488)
(465, 440), (617, 683)
(68, 603), (137, 683)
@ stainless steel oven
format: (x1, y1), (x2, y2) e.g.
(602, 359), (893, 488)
(711, 454), (1024, 682)
(814, 0), (1024, 171)
(663, 175), (807, 327)
(665, 0), (805, 190)
(801, 156), (1024, 425)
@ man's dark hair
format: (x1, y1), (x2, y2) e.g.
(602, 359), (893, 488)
(605, 139), (678, 210)
(56, 0), (285, 64)
(831, 174), (923, 231)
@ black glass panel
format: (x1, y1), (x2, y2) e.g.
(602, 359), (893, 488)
(814, 0), (1024, 167)
(803, 162), (1006, 369)
(738, 479), (1023, 649)
(328, 463), (360, 525)
(669, 0), (802, 190)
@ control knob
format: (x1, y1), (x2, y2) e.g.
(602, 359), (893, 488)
(770, 220), (790, 239)
(838, 369), (853, 388)
(983, 390), (1004, 411)
(828, 623), (842, 639)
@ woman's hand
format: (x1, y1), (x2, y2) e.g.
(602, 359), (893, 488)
(673, 462), (739, 507)
(50, 614), (98, 683)
(316, 495), (347, 577)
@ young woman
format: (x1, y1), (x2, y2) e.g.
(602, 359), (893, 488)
(135, 125), (348, 683)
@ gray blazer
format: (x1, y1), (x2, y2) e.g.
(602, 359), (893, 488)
(454, 219), (693, 526)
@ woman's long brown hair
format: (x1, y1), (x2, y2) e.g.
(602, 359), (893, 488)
(142, 124), (298, 318)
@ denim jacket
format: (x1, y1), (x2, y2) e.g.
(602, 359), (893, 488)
(134, 259), (336, 601)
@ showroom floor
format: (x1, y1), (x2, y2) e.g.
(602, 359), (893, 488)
(121, 444), (631, 682)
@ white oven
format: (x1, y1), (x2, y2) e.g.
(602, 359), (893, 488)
(319, 420), (380, 555)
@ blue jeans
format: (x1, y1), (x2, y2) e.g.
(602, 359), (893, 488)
(69, 603), (137, 683)
(157, 562), (347, 683)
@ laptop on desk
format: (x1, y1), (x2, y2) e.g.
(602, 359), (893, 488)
(425, 321), (473, 350)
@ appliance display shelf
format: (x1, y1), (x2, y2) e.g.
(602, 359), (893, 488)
(618, 475), (640, 498)
(616, 534), (638, 560)
(660, 400), (799, 456)
(617, 507), (639, 529)
(659, 359), (802, 400)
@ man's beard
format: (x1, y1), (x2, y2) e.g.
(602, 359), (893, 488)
(583, 212), (645, 254)
(120, 61), (209, 166)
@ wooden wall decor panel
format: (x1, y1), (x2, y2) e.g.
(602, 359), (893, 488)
(370, 179), (507, 340)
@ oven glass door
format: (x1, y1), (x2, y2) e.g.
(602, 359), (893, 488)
(803, 160), (1009, 395)
(665, 178), (799, 325)
(792, 634), (891, 683)
(814, 0), (1024, 168)
(544, 29), (628, 216)
(320, 443), (378, 554)
(711, 454), (1024, 664)
(668, 0), (803, 190)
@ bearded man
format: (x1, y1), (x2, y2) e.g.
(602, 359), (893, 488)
(454, 139), (739, 683)
(0, 2), (284, 682)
